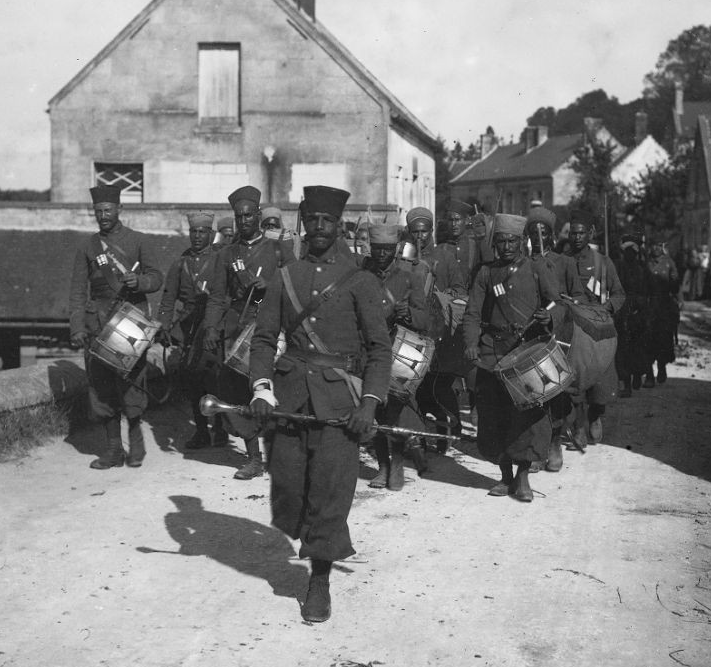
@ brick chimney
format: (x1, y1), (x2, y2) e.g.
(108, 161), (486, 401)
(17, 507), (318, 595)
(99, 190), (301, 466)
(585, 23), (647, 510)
(675, 80), (684, 117)
(295, 0), (315, 21)
(524, 126), (547, 152)
(634, 111), (648, 145)
(480, 131), (497, 158)
(583, 116), (602, 144)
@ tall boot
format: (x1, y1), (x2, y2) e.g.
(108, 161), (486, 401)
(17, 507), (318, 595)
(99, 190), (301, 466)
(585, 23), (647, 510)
(513, 462), (533, 502)
(368, 438), (389, 488)
(211, 413), (230, 447)
(302, 559), (332, 622)
(488, 456), (514, 496)
(388, 441), (405, 491)
(233, 435), (264, 479)
(90, 416), (125, 469)
(126, 417), (146, 467)
(620, 375), (632, 398)
(185, 401), (211, 449)
(657, 363), (667, 384)
(545, 435), (564, 472)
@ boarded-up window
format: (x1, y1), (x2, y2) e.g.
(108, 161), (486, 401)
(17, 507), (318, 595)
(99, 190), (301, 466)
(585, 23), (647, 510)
(198, 43), (240, 121)
(95, 163), (143, 203)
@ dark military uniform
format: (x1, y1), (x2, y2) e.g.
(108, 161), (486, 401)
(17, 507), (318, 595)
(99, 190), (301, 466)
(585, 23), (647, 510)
(646, 253), (679, 378)
(204, 233), (295, 438)
(250, 243), (391, 561)
(566, 244), (625, 421)
(69, 222), (163, 420)
(438, 236), (477, 290)
(462, 255), (563, 465)
(158, 243), (224, 440)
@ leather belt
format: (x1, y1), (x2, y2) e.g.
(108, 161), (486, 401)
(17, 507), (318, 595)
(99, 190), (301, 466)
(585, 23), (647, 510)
(283, 349), (360, 373)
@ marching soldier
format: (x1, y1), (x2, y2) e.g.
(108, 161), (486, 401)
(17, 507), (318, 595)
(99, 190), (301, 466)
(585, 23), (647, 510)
(203, 186), (295, 479)
(214, 216), (235, 247)
(565, 210), (625, 445)
(646, 234), (680, 385)
(404, 207), (467, 445)
(69, 185), (163, 469)
(439, 199), (476, 289)
(249, 185), (392, 623)
(362, 223), (429, 490)
(462, 214), (564, 501)
(525, 207), (585, 471)
(614, 234), (651, 396)
(157, 211), (228, 449)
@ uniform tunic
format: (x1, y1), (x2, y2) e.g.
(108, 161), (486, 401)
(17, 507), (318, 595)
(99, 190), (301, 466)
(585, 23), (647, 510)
(204, 235), (295, 437)
(646, 254), (679, 365)
(439, 236), (477, 290)
(566, 245), (625, 407)
(462, 255), (563, 464)
(614, 257), (651, 380)
(68, 223), (163, 419)
(250, 245), (391, 561)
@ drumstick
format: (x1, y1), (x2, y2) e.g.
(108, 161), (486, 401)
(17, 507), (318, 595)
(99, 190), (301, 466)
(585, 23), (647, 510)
(537, 223), (545, 254)
(131, 261), (140, 272)
(519, 301), (556, 337)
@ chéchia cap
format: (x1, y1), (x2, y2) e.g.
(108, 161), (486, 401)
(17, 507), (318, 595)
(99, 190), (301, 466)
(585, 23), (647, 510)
(368, 224), (400, 245)
(570, 209), (596, 230)
(301, 185), (350, 219)
(261, 206), (282, 222)
(406, 207), (434, 230)
(228, 185), (261, 210)
(493, 214), (527, 237)
(445, 199), (473, 217)
(90, 185), (121, 205)
(525, 206), (556, 232)
(216, 216), (234, 232)
(187, 211), (215, 229)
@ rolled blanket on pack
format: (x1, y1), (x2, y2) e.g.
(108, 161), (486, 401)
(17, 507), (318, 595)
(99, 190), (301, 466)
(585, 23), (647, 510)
(555, 300), (617, 397)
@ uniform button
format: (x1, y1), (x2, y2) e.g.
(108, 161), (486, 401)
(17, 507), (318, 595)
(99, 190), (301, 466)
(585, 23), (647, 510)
(308, 369), (314, 375)
(312, 289), (319, 296)
(382, 299), (387, 304)
(308, 343), (315, 350)
(309, 316), (316, 323)
(316, 266), (323, 272)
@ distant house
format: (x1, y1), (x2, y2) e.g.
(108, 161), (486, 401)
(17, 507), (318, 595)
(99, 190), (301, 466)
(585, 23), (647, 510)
(611, 112), (669, 191)
(671, 82), (711, 153)
(449, 119), (626, 215)
(683, 114), (711, 250)
(47, 0), (436, 218)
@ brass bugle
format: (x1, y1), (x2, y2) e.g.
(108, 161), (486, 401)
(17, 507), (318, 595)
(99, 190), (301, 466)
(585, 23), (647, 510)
(199, 394), (469, 443)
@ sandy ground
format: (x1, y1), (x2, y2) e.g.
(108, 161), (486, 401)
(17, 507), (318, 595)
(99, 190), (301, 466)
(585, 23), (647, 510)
(2, 304), (711, 667)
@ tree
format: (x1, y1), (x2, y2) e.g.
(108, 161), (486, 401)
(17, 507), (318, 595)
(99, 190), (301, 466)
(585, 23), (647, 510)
(622, 149), (690, 234)
(643, 25), (711, 102)
(451, 140), (464, 161)
(434, 135), (451, 203)
(569, 136), (619, 217)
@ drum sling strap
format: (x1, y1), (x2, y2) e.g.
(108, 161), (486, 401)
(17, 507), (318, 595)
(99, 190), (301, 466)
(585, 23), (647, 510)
(90, 235), (131, 318)
(280, 265), (362, 406)
(491, 261), (540, 331)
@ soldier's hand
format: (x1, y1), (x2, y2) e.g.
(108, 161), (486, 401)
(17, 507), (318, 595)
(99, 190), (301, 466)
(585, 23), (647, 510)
(394, 301), (410, 321)
(347, 396), (378, 438)
(122, 272), (139, 289)
(532, 307), (552, 326)
(203, 327), (220, 351)
(249, 275), (268, 291)
(250, 398), (274, 425)
(70, 331), (87, 349)
(157, 330), (172, 348)
(464, 343), (480, 362)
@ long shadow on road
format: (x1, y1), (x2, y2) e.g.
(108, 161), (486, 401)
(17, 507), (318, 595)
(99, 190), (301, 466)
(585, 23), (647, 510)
(136, 495), (310, 599)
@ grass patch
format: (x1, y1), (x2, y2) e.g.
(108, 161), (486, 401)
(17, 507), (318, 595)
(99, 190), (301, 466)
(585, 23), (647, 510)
(0, 401), (72, 463)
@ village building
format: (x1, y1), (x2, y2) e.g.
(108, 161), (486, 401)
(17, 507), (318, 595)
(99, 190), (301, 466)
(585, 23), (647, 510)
(47, 0), (437, 220)
(683, 114), (711, 250)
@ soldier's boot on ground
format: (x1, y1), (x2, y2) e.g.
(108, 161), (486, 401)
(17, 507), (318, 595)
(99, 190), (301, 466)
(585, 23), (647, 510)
(620, 376), (632, 398)
(587, 404), (604, 444)
(632, 374), (642, 390)
(126, 417), (146, 467)
(642, 373), (656, 389)
(567, 426), (588, 451)
(488, 458), (514, 496)
(409, 438), (429, 476)
(91, 417), (125, 469)
(529, 459), (544, 473)
(185, 410), (211, 449)
(512, 462), (533, 502)
(211, 414), (230, 448)
(368, 439), (389, 488)
(233, 436), (264, 480)
(546, 436), (564, 472)
(657, 364), (667, 384)
(388, 441), (405, 491)
(302, 559), (332, 623)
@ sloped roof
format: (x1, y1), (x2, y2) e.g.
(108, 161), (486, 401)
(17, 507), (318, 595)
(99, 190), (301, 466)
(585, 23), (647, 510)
(611, 134), (669, 187)
(674, 101), (711, 140)
(0, 230), (188, 321)
(448, 160), (475, 180)
(48, 0), (437, 149)
(450, 134), (582, 185)
(697, 115), (711, 198)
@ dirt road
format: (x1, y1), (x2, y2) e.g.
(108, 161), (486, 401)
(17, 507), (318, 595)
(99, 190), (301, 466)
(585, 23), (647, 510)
(2, 304), (711, 667)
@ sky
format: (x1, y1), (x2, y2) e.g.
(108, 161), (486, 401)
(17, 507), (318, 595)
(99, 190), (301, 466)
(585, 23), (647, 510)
(0, 0), (709, 190)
